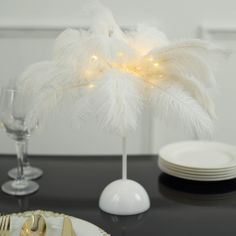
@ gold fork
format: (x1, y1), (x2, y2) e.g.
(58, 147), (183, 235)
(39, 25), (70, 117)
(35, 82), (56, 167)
(0, 215), (11, 236)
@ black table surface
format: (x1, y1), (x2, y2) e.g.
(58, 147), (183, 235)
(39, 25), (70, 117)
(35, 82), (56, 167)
(1, 154), (236, 235)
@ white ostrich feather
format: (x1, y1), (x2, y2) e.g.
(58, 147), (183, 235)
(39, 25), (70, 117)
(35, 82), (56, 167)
(16, 2), (227, 137)
(150, 39), (223, 56)
(91, 69), (144, 136)
(83, 2), (138, 63)
(71, 92), (92, 129)
(17, 61), (59, 94)
(150, 50), (216, 87)
(128, 24), (169, 55)
(25, 80), (89, 129)
(160, 73), (216, 119)
(147, 40), (226, 87)
(18, 60), (85, 128)
(18, 61), (82, 97)
(84, 1), (127, 42)
(54, 28), (83, 67)
(83, 34), (136, 64)
(150, 80), (214, 138)
(25, 86), (62, 128)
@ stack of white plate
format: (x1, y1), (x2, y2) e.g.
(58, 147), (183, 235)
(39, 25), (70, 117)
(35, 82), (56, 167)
(158, 141), (236, 181)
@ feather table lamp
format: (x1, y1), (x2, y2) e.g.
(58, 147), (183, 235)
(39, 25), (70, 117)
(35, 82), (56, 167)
(18, 3), (226, 215)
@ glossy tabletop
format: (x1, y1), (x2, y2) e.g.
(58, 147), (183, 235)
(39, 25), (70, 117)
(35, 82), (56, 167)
(1, 155), (236, 235)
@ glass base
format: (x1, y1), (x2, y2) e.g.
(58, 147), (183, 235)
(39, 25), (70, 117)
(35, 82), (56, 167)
(1, 180), (39, 196)
(8, 166), (43, 180)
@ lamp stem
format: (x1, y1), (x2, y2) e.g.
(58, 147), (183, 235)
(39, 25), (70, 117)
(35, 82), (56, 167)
(122, 136), (127, 180)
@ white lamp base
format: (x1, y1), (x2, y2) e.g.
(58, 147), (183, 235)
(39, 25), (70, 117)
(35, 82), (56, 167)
(99, 179), (150, 215)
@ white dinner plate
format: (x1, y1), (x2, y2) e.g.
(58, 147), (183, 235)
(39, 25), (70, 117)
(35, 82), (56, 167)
(159, 163), (236, 179)
(159, 163), (236, 181)
(159, 159), (236, 176)
(159, 157), (236, 173)
(159, 141), (236, 170)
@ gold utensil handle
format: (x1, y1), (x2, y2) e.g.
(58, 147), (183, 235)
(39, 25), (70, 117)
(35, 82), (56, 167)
(61, 216), (75, 236)
(31, 214), (42, 231)
(0, 215), (11, 235)
(21, 214), (46, 236)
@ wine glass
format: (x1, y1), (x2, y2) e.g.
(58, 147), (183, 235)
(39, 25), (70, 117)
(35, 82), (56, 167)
(8, 132), (43, 180)
(0, 88), (39, 196)
(0, 86), (43, 180)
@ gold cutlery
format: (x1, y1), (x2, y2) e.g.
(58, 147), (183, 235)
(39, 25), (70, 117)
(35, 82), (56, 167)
(61, 216), (76, 236)
(0, 215), (11, 236)
(21, 214), (46, 236)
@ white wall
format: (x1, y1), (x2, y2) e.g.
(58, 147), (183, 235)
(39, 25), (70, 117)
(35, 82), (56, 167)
(0, 0), (236, 155)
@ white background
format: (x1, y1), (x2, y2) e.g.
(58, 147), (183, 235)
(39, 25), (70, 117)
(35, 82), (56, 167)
(0, 0), (236, 155)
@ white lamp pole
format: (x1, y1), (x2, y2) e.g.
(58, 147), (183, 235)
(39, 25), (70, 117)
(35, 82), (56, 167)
(122, 137), (127, 180)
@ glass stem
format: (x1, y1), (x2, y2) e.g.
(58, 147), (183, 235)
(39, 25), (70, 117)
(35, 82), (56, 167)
(122, 137), (127, 180)
(22, 140), (30, 168)
(16, 140), (26, 181)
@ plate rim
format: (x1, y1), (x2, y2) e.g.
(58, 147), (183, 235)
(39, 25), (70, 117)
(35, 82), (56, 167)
(159, 161), (236, 177)
(159, 158), (236, 173)
(159, 163), (236, 181)
(6, 210), (110, 236)
(159, 141), (236, 170)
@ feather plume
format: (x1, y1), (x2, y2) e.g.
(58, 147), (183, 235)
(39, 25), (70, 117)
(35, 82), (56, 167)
(25, 86), (63, 128)
(160, 73), (216, 119)
(18, 60), (86, 128)
(91, 69), (143, 136)
(150, 80), (214, 138)
(16, 2), (227, 137)
(17, 61), (60, 94)
(54, 28), (83, 67)
(17, 61), (82, 98)
(149, 39), (224, 56)
(25, 81), (91, 129)
(70, 92), (92, 128)
(146, 40), (226, 87)
(151, 51), (216, 87)
(84, 1), (126, 41)
(128, 24), (169, 55)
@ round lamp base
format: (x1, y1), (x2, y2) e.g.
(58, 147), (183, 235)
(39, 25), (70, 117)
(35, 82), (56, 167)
(99, 179), (150, 215)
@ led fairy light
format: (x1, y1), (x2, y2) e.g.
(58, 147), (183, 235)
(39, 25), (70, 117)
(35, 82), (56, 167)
(91, 55), (98, 61)
(17, 2), (227, 215)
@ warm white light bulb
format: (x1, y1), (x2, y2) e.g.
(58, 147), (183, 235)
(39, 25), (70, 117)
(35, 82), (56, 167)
(85, 70), (92, 76)
(153, 62), (159, 67)
(88, 84), (95, 89)
(91, 55), (98, 61)
(117, 52), (124, 57)
(147, 57), (153, 62)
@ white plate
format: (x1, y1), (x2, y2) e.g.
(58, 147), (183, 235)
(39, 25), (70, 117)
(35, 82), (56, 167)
(159, 159), (236, 176)
(159, 158), (236, 173)
(159, 162), (236, 181)
(159, 141), (236, 170)
(8, 210), (110, 236)
(159, 161), (236, 178)
(71, 217), (109, 236)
